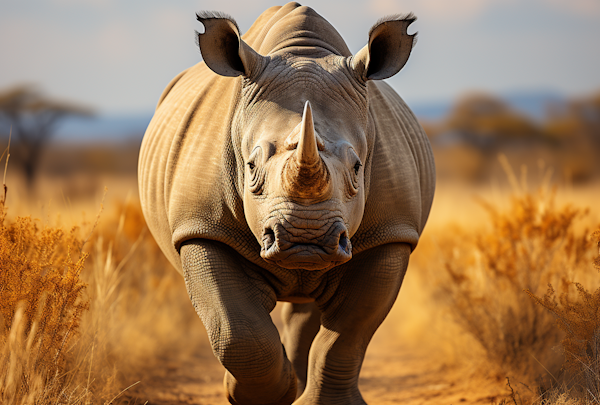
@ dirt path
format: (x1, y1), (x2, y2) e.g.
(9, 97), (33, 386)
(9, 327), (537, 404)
(121, 332), (507, 405)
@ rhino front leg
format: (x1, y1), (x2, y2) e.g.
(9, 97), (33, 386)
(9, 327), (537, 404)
(295, 243), (411, 405)
(281, 302), (321, 396)
(181, 240), (297, 405)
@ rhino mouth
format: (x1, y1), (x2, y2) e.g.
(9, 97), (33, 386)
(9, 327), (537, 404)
(260, 220), (352, 271)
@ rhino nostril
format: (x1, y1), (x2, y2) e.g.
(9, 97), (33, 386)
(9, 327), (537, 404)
(338, 231), (349, 253)
(263, 228), (275, 250)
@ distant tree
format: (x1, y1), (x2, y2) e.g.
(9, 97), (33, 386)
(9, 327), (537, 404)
(545, 91), (600, 146)
(444, 93), (541, 149)
(575, 92), (600, 142)
(0, 85), (93, 188)
(543, 91), (600, 182)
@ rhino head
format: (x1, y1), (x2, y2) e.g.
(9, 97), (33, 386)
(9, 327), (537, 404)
(197, 7), (415, 271)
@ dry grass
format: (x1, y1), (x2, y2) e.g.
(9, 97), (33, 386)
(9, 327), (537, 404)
(0, 165), (206, 403)
(0, 180), (91, 403)
(0, 194), (206, 404)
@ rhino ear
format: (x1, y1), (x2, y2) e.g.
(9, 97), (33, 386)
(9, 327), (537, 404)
(352, 14), (417, 81)
(196, 12), (265, 78)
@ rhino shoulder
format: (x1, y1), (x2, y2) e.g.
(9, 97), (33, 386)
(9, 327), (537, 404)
(139, 62), (260, 273)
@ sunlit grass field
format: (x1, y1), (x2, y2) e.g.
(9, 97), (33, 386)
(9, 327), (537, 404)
(1, 156), (599, 404)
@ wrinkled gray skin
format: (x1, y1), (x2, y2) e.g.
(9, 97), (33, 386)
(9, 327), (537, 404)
(138, 3), (435, 404)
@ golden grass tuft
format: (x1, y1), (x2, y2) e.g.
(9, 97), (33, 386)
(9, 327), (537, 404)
(527, 229), (600, 403)
(0, 195), (89, 403)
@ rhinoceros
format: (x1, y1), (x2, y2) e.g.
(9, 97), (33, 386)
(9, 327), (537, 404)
(138, 2), (435, 404)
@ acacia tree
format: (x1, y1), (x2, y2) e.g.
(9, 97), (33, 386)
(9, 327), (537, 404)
(444, 93), (541, 150)
(0, 85), (93, 188)
(546, 91), (600, 145)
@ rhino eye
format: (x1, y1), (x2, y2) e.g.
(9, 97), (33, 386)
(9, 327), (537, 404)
(247, 147), (265, 195)
(344, 147), (361, 197)
(247, 147), (261, 171)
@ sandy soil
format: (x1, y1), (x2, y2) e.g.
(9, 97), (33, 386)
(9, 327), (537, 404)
(120, 331), (508, 405)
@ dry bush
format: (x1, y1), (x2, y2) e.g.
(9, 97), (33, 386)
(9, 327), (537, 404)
(538, 388), (583, 405)
(528, 229), (600, 403)
(433, 186), (596, 387)
(0, 193), (90, 403)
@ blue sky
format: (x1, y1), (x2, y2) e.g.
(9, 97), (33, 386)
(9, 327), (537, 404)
(1, 0), (599, 115)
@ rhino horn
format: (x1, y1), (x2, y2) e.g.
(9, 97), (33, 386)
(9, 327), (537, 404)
(284, 101), (330, 199)
(296, 101), (320, 166)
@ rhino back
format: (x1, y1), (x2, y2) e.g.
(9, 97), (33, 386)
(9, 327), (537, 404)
(243, 3), (351, 57)
(351, 81), (435, 254)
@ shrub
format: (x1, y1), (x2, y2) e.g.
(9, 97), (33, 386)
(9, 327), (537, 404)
(435, 187), (594, 386)
(528, 229), (600, 403)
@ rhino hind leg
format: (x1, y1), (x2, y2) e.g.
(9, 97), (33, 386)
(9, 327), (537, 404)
(181, 240), (297, 405)
(281, 302), (321, 396)
(295, 243), (411, 405)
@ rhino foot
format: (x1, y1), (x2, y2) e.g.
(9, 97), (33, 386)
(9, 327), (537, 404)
(225, 366), (297, 405)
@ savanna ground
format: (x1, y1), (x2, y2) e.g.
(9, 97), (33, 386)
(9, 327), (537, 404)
(1, 147), (600, 405)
